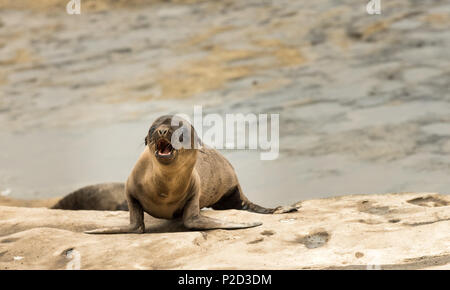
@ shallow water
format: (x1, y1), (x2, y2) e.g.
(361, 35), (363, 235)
(0, 0), (449, 206)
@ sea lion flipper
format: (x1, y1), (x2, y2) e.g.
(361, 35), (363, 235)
(85, 191), (145, 234)
(84, 225), (145, 235)
(184, 215), (262, 230)
(211, 185), (300, 214)
(183, 184), (262, 230)
(272, 204), (301, 214)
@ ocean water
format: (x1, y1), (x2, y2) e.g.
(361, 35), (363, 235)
(0, 0), (449, 206)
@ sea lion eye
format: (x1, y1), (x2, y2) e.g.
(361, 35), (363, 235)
(149, 127), (155, 137)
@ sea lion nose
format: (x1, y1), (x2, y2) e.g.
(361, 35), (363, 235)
(157, 128), (169, 137)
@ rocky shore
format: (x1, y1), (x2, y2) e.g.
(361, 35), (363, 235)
(0, 192), (448, 269)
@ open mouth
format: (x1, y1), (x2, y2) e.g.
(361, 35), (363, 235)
(156, 139), (174, 157)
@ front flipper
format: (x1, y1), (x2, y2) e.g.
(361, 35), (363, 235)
(84, 225), (144, 234)
(273, 204), (301, 214)
(85, 192), (145, 234)
(184, 215), (262, 230)
(183, 175), (262, 230)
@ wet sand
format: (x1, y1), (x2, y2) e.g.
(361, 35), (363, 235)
(0, 0), (449, 206)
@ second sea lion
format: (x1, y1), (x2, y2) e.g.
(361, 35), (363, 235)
(52, 183), (128, 211)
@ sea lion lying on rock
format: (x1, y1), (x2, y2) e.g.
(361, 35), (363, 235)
(52, 183), (128, 211)
(85, 115), (297, 234)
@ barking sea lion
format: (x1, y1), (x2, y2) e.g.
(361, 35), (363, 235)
(86, 115), (296, 234)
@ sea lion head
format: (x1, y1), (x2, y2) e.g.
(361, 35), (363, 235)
(145, 115), (201, 166)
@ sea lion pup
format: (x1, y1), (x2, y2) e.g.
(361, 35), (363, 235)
(52, 183), (128, 211)
(85, 115), (296, 234)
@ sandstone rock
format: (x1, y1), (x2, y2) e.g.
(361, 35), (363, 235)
(0, 192), (448, 269)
